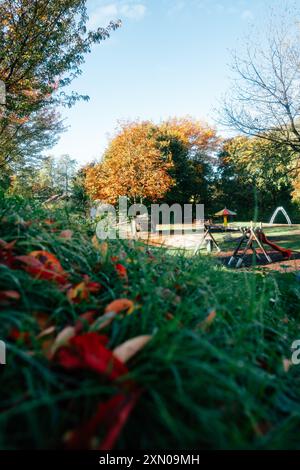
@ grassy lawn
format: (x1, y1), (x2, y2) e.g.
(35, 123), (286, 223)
(1, 197), (300, 450)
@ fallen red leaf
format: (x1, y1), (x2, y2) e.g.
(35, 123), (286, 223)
(15, 250), (68, 285)
(65, 390), (141, 450)
(85, 281), (102, 294)
(54, 332), (128, 381)
(115, 263), (128, 281)
(9, 328), (31, 344)
(0, 239), (17, 268)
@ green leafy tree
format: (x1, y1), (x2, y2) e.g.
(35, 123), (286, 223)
(215, 136), (295, 220)
(0, 0), (120, 184)
(71, 167), (90, 211)
(9, 154), (77, 200)
(56, 154), (77, 195)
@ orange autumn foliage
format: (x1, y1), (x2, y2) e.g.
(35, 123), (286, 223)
(85, 118), (219, 204)
(85, 121), (174, 204)
(161, 117), (219, 155)
(292, 171), (300, 203)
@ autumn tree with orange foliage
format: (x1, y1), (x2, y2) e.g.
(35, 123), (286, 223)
(85, 121), (175, 204)
(161, 117), (219, 157)
(85, 118), (219, 205)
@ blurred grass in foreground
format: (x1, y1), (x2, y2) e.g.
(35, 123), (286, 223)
(0, 195), (300, 450)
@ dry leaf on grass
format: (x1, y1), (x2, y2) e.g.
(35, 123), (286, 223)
(113, 335), (152, 363)
(283, 358), (293, 373)
(196, 310), (217, 330)
(92, 236), (108, 257)
(51, 326), (76, 357)
(36, 326), (56, 339)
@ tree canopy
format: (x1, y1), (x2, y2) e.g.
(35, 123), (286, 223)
(221, 9), (300, 163)
(84, 118), (219, 205)
(214, 136), (295, 220)
(0, 0), (120, 182)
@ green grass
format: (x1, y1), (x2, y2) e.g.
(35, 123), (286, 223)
(1, 196), (300, 450)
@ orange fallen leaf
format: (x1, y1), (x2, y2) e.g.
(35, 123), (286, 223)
(44, 219), (56, 226)
(67, 281), (89, 303)
(197, 310), (217, 330)
(105, 299), (134, 315)
(113, 335), (152, 363)
(67, 276), (102, 303)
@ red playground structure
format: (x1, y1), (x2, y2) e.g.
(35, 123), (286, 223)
(257, 231), (292, 260)
(228, 226), (292, 268)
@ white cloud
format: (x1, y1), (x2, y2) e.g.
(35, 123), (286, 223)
(120, 3), (146, 20)
(241, 9), (254, 21)
(89, 2), (147, 27)
(89, 4), (118, 27)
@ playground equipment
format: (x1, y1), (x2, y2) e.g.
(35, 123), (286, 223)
(215, 208), (236, 228)
(194, 225), (221, 255)
(228, 225), (292, 268)
(269, 207), (292, 225)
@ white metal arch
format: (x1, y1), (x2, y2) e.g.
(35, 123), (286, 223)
(269, 207), (292, 225)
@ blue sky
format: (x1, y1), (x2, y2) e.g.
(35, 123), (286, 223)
(51, 0), (286, 165)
